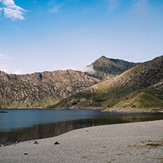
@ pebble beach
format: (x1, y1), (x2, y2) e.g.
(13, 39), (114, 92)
(0, 120), (163, 163)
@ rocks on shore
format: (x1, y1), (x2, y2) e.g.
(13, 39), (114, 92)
(102, 107), (163, 113)
(54, 141), (60, 145)
(34, 141), (38, 144)
(0, 111), (8, 113)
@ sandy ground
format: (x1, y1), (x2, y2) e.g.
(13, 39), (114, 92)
(0, 120), (163, 163)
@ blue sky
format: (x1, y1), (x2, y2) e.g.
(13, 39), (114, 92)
(0, 0), (163, 74)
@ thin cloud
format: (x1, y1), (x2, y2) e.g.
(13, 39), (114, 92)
(0, 7), (2, 14)
(82, 8), (94, 16)
(64, 66), (95, 73)
(0, 0), (26, 20)
(107, 0), (121, 12)
(49, 2), (64, 13)
(133, 0), (149, 15)
(0, 64), (9, 73)
(0, 63), (24, 74)
(12, 68), (24, 74)
(132, 0), (150, 31)
(0, 54), (11, 60)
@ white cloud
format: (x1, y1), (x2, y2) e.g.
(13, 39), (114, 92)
(0, 0), (26, 20)
(3, 7), (25, 20)
(3, 0), (15, 6)
(82, 66), (95, 73)
(64, 66), (95, 73)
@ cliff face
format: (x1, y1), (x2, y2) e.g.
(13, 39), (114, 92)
(86, 56), (138, 80)
(54, 56), (163, 109)
(0, 70), (100, 108)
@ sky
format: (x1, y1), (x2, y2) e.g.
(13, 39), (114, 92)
(0, 0), (163, 74)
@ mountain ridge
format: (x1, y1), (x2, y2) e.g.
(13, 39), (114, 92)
(0, 56), (161, 110)
(0, 69), (100, 108)
(53, 56), (163, 109)
(86, 55), (138, 80)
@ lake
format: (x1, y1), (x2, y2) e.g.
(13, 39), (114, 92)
(0, 109), (163, 144)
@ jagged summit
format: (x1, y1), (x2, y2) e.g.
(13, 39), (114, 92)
(87, 56), (138, 80)
(97, 55), (108, 60)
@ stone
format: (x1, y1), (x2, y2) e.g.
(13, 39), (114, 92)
(34, 141), (38, 144)
(54, 141), (60, 145)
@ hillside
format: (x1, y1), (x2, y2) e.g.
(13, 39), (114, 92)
(54, 56), (163, 109)
(0, 70), (99, 108)
(86, 56), (138, 80)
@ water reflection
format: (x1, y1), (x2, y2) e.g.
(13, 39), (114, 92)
(0, 113), (162, 144)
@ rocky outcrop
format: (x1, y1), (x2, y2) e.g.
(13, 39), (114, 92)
(0, 69), (100, 108)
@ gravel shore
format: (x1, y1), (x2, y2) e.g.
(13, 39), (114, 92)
(0, 120), (163, 163)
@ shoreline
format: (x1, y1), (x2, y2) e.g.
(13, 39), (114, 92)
(0, 120), (163, 163)
(1, 107), (163, 114)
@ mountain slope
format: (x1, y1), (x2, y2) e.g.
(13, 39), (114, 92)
(86, 56), (138, 80)
(54, 56), (163, 109)
(0, 70), (99, 108)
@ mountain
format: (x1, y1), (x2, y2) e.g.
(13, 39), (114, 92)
(86, 56), (138, 80)
(54, 56), (163, 109)
(0, 70), (99, 108)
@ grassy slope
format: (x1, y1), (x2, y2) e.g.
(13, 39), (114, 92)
(53, 56), (163, 109)
(0, 96), (59, 109)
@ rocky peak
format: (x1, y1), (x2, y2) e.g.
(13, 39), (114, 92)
(87, 56), (138, 80)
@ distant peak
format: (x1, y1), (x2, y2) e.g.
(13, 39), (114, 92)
(99, 56), (108, 60)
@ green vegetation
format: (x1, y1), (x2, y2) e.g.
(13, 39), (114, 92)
(81, 156), (87, 159)
(0, 56), (162, 110)
(53, 56), (163, 110)
(115, 91), (163, 108)
(146, 143), (162, 147)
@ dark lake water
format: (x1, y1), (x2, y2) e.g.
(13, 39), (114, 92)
(0, 109), (163, 144)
